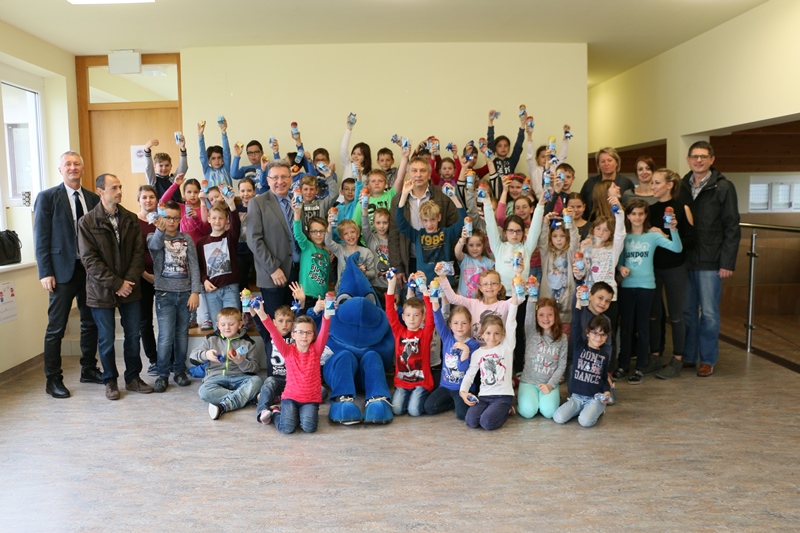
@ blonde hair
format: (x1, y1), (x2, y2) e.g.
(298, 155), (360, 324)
(419, 201), (441, 219)
(337, 219), (359, 236)
(654, 168), (682, 201)
(473, 270), (506, 301)
(594, 147), (621, 175)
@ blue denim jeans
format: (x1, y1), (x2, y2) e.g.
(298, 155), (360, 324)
(274, 399), (319, 434)
(392, 386), (429, 416)
(199, 374), (263, 412)
(553, 393), (605, 427)
(204, 283), (240, 327)
(256, 376), (286, 416)
(683, 269), (722, 366)
(155, 290), (191, 378)
(91, 301), (142, 384)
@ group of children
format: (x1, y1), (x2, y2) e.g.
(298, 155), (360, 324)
(134, 109), (685, 433)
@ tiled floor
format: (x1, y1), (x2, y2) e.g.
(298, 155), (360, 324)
(1, 343), (799, 532)
(721, 313), (800, 367)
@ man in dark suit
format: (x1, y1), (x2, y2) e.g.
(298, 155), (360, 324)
(246, 160), (298, 347)
(34, 151), (102, 398)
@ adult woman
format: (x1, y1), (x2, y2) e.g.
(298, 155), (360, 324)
(136, 185), (159, 375)
(647, 169), (695, 379)
(622, 156), (658, 207)
(580, 147), (635, 217)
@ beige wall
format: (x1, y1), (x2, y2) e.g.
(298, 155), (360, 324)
(0, 22), (77, 373)
(588, 0), (800, 175)
(180, 42), (588, 180)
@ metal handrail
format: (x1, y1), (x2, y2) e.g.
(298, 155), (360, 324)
(740, 221), (800, 351)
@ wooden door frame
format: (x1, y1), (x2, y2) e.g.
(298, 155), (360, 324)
(75, 53), (182, 188)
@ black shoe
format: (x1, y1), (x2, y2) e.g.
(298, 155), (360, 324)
(147, 363), (158, 376)
(153, 377), (168, 393)
(174, 372), (191, 387)
(46, 378), (71, 399)
(79, 367), (104, 384)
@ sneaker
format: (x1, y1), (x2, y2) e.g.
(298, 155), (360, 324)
(174, 372), (191, 387)
(656, 357), (682, 380)
(611, 368), (627, 381)
(208, 403), (224, 420)
(125, 377), (153, 394)
(628, 370), (644, 385)
(105, 381), (120, 400)
(607, 386), (617, 406)
(643, 354), (663, 375)
(147, 363), (158, 376)
(258, 409), (273, 425)
(153, 377), (168, 393)
(200, 320), (213, 331)
(188, 318), (199, 329)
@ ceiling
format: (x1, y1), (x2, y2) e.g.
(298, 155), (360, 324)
(0, 0), (770, 86)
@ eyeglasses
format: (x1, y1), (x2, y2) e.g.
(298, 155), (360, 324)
(588, 331), (608, 338)
(480, 281), (501, 287)
(308, 230), (325, 235)
(164, 216), (181, 222)
(505, 228), (524, 234)
(293, 330), (314, 337)
(246, 150), (262, 156)
(688, 154), (711, 161)
(268, 175), (292, 181)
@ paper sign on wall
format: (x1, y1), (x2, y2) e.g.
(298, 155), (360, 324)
(0, 281), (18, 325)
(131, 145), (147, 174)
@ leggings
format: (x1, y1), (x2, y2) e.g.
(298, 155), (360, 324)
(649, 265), (688, 356)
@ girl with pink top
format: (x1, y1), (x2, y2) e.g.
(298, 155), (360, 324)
(160, 176), (210, 244)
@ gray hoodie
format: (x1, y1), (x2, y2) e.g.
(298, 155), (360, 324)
(189, 327), (259, 379)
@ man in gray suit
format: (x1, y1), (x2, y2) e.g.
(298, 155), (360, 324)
(34, 151), (102, 398)
(246, 160), (298, 347)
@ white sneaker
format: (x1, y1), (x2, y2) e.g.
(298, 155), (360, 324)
(258, 409), (272, 425)
(208, 403), (222, 420)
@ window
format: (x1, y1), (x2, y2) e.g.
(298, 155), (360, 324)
(749, 177), (800, 212)
(2, 82), (43, 200)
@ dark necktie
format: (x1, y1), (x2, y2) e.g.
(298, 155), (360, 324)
(281, 197), (299, 261)
(74, 190), (84, 235)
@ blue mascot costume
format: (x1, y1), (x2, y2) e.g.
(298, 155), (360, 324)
(324, 253), (394, 424)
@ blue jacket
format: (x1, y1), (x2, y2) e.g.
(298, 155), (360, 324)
(199, 133), (232, 188)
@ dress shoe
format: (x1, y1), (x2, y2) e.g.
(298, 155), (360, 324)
(46, 378), (71, 399)
(125, 377), (153, 394)
(697, 364), (714, 377)
(80, 367), (104, 384)
(105, 380), (120, 400)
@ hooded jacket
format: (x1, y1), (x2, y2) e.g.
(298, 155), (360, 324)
(189, 327), (259, 380)
(681, 168), (740, 271)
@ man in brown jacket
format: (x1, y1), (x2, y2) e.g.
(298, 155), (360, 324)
(78, 173), (153, 400)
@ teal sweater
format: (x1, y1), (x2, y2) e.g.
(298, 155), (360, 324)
(619, 230), (682, 289)
(294, 219), (330, 299)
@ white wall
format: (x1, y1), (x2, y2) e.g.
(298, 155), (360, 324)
(588, 0), (800, 174)
(181, 42), (588, 180)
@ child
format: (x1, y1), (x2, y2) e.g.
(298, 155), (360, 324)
(437, 266), (512, 343)
(259, 304), (331, 434)
(553, 309), (612, 428)
(497, 174), (528, 219)
(340, 114), (372, 180)
(519, 297), (568, 419)
(386, 274), (435, 416)
(297, 166), (339, 234)
(232, 140), (264, 192)
(545, 162), (577, 215)
(459, 293), (519, 430)
(539, 210), (580, 331)
(198, 118), (232, 188)
(475, 110), (527, 197)
(395, 178), (466, 283)
(454, 227), (494, 298)
(364, 168), (403, 229)
(160, 175), (210, 244)
(361, 206), (391, 302)
(293, 198), (330, 306)
(144, 136), (188, 203)
(148, 201), (202, 392)
(324, 219), (377, 285)
(253, 304), (293, 424)
(423, 302), (479, 420)
(615, 199), (682, 384)
(190, 307), (262, 419)
(525, 124), (572, 198)
(333, 178), (362, 243)
(376, 147), (398, 187)
(565, 192), (590, 241)
(236, 177), (256, 323)
(196, 196), (241, 326)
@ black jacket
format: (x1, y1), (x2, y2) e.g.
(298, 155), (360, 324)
(681, 168), (740, 271)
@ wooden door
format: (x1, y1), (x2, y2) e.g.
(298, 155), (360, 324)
(89, 107), (182, 212)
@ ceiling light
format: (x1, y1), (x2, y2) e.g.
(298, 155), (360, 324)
(68, 0), (154, 4)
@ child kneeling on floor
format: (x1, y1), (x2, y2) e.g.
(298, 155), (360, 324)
(190, 307), (263, 420)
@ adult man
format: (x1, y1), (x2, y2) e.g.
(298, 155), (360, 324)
(388, 156), (459, 287)
(247, 160), (298, 346)
(78, 173), (152, 400)
(679, 141), (740, 378)
(34, 151), (102, 398)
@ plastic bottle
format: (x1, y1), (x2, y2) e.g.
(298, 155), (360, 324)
(347, 113), (357, 127)
(431, 138), (440, 153)
(325, 291), (336, 315)
(294, 150), (304, 165)
(174, 132), (182, 145)
(236, 346), (248, 357)
(217, 115), (225, 125)
(491, 111), (501, 120)
(477, 183), (488, 202)
(157, 202), (167, 217)
(513, 251), (524, 271)
(563, 212), (573, 229)
(526, 116), (534, 129)
(573, 251), (584, 271)
(241, 288), (252, 312)
(521, 179), (530, 196)
(415, 271), (427, 290)
(147, 211), (158, 224)
(513, 276), (526, 299)
(293, 187), (302, 206)
(519, 104), (527, 117)
(351, 162), (360, 179)
(290, 122), (300, 139)
(578, 285), (590, 306)
(664, 206), (675, 229)
(328, 207), (338, 229)
(316, 162), (330, 174)
(201, 180), (209, 193)
(478, 138), (487, 149)
(548, 136), (557, 153)
(429, 279), (441, 298)
(527, 275), (539, 300)
(466, 170), (475, 190)
(464, 216), (473, 237)
(443, 184), (455, 197)
(401, 138), (410, 150)
(361, 192), (369, 210)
